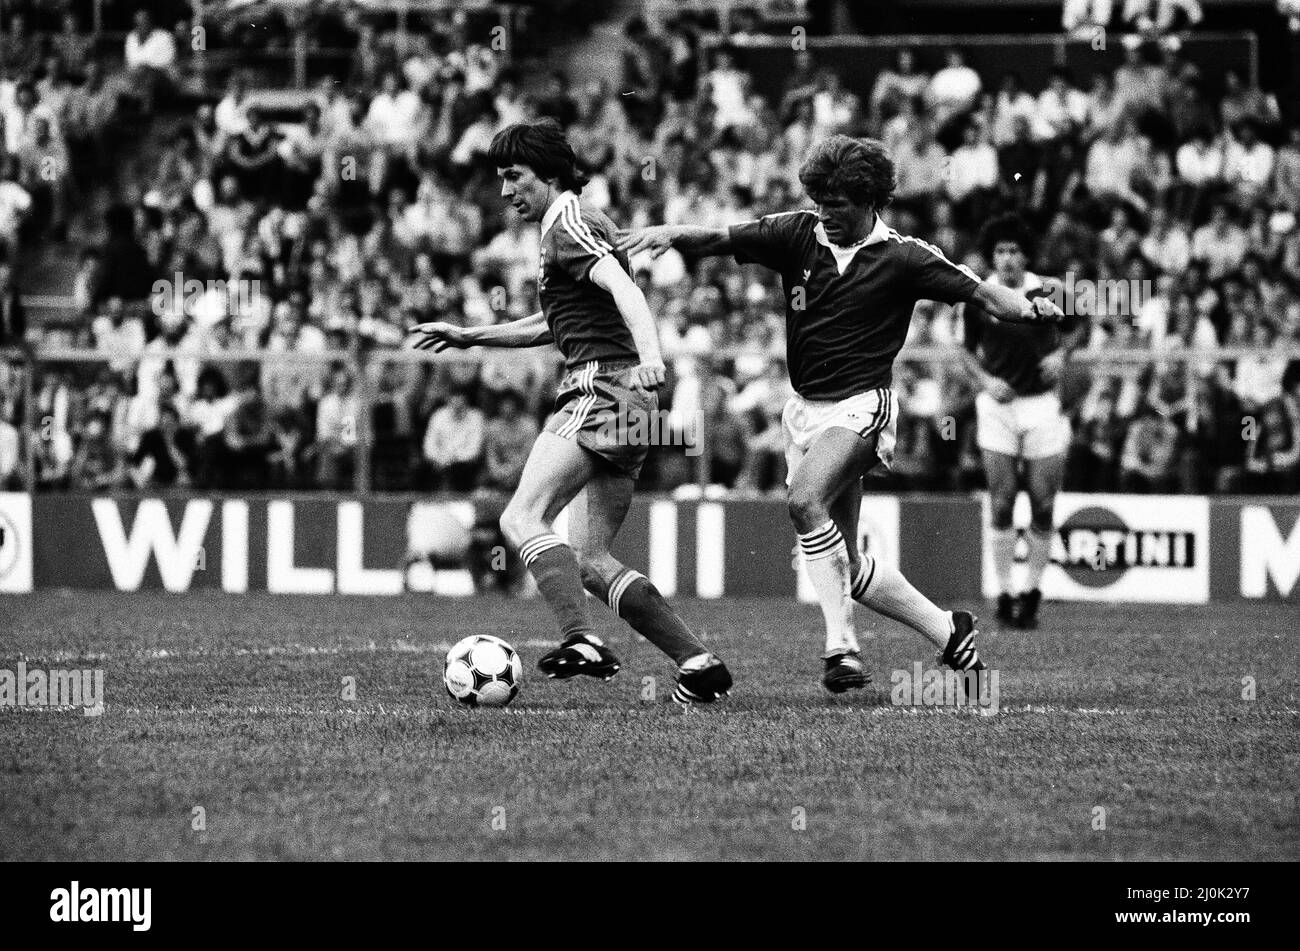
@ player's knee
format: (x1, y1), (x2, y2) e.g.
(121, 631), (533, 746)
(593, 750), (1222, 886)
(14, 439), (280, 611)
(498, 503), (529, 547)
(786, 487), (829, 530)
(989, 498), (1015, 530)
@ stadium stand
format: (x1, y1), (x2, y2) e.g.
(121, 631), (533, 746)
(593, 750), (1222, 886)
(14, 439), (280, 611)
(0, 0), (1297, 497)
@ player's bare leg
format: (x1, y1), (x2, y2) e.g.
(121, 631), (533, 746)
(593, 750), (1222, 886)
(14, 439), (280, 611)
(983, 448), (1021, 625)
(814, 429), (988, 678)
(570, 471), (732, 703)
(788, 427), (872, 691)
(1017, 452), (1065, 629)
(499, 432), (620, 681)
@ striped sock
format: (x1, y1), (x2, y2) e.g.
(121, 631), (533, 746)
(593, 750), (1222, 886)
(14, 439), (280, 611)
(519, 533), (598, 645)
(590, 566), (704, 665)
(851, 555), (952, 650)
(798, 521), (858, 658)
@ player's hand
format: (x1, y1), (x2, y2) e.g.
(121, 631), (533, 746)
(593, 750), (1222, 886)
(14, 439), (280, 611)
(408, 321), (472, 352)
(1040, 350), (1065, 385)
(616, 226), (678, 260)
(631, 359), (666, 394)
(1026, 295), (1064, 323)
(986, 377), (1016, 403)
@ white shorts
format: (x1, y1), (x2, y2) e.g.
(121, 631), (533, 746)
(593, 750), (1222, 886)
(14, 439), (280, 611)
(975, 390), (1071, 460)
(782, 388), (897, 486)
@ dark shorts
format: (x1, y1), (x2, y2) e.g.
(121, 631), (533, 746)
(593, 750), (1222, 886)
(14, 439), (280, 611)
(545, 359), (655, 480)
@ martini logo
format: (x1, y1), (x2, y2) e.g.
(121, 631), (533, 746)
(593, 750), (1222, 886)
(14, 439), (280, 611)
(1055, 505), (1196, 587)
(0, 511), (16, 580)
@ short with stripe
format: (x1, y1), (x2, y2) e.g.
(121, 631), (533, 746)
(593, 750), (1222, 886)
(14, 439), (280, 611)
(544, 359), (653, 480)
(781, 388), (897, 486)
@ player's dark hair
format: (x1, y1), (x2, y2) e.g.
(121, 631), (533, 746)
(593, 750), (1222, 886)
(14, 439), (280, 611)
(488, 118), (587, 194)
(798, 135), (895, 210)
(978, 213), (1036, 263)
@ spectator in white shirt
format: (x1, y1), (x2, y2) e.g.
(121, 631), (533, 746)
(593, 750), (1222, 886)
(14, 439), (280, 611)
(365, 71), (422, 151)
(944, 121), (998, 206)
(1191, 201), (1248, 280)
(927, 48), (982, 126)
(1223, 119), (1276, 203)
(471, 213), (540, 301)
(0, 157), (32, 257)
(990, 72), (1037, 147)
(1084, 121), (1144, 204)
(214, 73), (251, 140)
(3, 82), (58, 156)
(1140, 206), (1191, 274)
(1034, 68), (1089, 142)
(314, 363), (359, 488)
(1063, 0), (1115, 33)
(1175, 127), (1223, 185)
(124, 9), (177, 114)
(868, 47), (929, 131)
(91, 296), (147, 373)
(423, 389), (485, 491)
(703, 47), (752, 134)
(450, 95), (499, 168)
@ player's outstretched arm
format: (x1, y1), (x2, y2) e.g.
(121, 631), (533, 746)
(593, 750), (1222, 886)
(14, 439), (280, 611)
(968, 281), (1064, 325)
(408, 311), (553, 351)
(588, 255), (665, 393)
(616, 224), (734, 260)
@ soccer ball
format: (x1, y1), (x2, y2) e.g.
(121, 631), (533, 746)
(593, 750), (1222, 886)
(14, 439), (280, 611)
(443, 634), (523, 707)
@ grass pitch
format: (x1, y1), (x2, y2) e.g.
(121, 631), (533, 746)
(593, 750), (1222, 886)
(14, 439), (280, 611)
(1, 592), (1296, 861)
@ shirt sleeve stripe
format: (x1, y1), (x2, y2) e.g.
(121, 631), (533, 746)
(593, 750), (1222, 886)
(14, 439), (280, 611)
(560, 203), (611, 258)
(890, 230), (981, 282)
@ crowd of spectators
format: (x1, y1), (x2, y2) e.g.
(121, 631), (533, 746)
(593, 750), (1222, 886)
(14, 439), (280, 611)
(0, 5), (1297, 496)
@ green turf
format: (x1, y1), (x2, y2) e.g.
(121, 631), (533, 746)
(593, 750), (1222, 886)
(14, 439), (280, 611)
(0, 592), (1296, 861)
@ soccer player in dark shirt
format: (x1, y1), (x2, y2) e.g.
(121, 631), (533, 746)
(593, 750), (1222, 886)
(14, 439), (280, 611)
(620, 135), (1061, 693)
(409, 119), (732, 704)
(957, 214), (1087, 629)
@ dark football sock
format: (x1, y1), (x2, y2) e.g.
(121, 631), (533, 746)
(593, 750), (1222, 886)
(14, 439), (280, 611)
(589, 566), (705, 665)
(519, 533), (596, 644)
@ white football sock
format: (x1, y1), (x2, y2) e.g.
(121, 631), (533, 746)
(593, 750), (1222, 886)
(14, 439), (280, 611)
(851, 556), (952, 650)
(1023, 526), (1053, 591)
(990, 527), (1017, 595)
(798, 521), (858, 657)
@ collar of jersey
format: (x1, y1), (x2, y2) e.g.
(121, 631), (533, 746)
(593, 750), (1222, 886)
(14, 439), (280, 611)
(813, 214), (890, 274)
(540, 190), (580, 238)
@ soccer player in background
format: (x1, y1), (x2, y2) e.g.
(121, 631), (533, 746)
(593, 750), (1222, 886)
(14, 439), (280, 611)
(619, 135), (1062, 693)
(957, 214), (1086, 629)
(408, 119), (733, 705)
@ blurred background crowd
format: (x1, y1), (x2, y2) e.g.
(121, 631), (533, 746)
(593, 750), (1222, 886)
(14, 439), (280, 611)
(0, 0), (1297, 496)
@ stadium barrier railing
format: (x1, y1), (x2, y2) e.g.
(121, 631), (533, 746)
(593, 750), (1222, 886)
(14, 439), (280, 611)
(3, 343), (1297, 495)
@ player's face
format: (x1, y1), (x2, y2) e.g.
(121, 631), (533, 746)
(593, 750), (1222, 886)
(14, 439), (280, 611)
(992, 241), (1027, 283)
(498, 164), (548, 223)
(812, 192), (873, 245)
